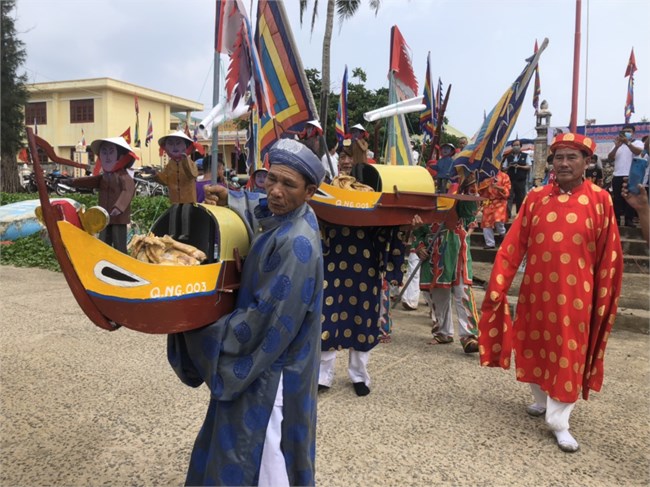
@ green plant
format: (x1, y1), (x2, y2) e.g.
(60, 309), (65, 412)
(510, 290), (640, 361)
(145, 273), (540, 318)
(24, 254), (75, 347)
(1, 193), (170, 272)
(0, 233), (60, 272)
(130, 196), (170, 232)
(0, 191), (39, 205)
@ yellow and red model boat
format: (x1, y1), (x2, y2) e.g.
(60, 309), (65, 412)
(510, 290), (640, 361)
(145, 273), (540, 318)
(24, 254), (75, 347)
(309, 162), (471, 227)
(27, 128), (250, 334)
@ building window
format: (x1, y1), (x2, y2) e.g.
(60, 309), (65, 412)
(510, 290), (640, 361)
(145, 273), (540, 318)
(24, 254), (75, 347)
(25, 102), (47, 125)
(70, 99), (94, 123)
(36, 147), (49, 164)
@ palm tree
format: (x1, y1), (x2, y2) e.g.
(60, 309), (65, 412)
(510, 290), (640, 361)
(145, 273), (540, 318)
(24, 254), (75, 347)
(299, 0), (381, 137)
(352, 67), (367, 84)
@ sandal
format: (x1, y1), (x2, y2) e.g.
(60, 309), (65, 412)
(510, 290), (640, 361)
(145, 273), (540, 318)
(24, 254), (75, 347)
(430, 335), (453, 345)
(379, 334), (392, 344)
(462, 338), (479, 354)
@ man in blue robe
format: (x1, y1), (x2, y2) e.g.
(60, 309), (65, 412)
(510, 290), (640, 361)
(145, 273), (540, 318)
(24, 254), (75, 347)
(317, 142), (409, 396)
(168, 139), (325, 486)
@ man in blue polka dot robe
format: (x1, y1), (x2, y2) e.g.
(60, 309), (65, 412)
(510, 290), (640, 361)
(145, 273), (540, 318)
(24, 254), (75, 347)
(168, 139), (325, 486)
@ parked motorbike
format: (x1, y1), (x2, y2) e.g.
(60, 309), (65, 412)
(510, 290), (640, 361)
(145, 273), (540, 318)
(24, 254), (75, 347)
(53, 170), (96, 196)
(44, 171), (66, 193)
(25, 172), (39, 193)
(133, 167), (167, 197)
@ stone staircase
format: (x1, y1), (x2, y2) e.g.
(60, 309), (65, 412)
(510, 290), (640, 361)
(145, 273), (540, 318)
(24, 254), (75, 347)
(469, 224), (649, 334)
(470, 224), (649, 274)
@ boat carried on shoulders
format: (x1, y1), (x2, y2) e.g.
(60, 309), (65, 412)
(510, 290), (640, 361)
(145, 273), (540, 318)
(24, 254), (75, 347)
(27, 128), (250, 334)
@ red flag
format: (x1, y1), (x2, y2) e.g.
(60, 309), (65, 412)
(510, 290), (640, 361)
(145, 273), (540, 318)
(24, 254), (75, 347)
(625, 48), (637, 77)
(215, 0), (246, 54)
(624, 48), (637, 123)
(120, 127), (132, 144)
(389, 25), (418, 99)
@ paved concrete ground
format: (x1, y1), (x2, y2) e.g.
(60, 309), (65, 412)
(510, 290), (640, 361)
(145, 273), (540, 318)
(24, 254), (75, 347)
(1, 265), (649, 486)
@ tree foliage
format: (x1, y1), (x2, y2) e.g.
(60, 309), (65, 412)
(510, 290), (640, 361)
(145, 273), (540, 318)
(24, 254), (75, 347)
(299, 0), (382, 139)
(1, 0), (29, 193)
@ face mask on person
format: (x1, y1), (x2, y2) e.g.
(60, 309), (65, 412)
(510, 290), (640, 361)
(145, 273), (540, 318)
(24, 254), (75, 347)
(512, 145), (521, 153)
(624, 131), (632, 140)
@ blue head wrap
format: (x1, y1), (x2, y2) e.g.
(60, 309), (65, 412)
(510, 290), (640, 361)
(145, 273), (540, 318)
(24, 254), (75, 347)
(268, 138), (325, 185)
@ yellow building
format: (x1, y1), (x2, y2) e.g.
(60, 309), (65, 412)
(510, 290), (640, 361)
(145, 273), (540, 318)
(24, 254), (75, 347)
(25, 77), (203, 175)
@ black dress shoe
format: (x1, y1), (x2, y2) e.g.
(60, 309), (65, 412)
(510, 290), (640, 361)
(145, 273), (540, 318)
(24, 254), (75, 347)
(483, 245), (496, 250)
(318, 384), (330, 392)
(353, 382), (370, 396)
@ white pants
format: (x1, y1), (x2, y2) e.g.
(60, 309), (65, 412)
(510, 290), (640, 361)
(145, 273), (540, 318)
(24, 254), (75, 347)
(430, 285), (477, 338)
(530, 383), (576, 432)
(482, 222), (506, 247)
(259, 373), (290, 487)
(319, 350), (371, 387)
(401, 251), (421, 309)
(422, 290), (438, 326)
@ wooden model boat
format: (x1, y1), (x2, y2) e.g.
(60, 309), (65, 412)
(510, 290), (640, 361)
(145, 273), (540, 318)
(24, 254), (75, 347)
(309, 162), (474, 227)
(26, 128), (249, 334)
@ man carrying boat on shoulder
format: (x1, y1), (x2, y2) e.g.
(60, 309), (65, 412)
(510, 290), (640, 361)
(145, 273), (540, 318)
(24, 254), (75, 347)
(169, 139), (325, 486)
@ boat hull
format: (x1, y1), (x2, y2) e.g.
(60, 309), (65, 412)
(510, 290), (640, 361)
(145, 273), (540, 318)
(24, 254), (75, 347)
(57, 211), (245, 334)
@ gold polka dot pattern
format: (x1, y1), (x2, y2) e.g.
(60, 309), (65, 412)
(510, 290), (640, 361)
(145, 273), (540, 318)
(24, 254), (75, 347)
(321, 224), (406, 353)
(477, 181), (623, 404)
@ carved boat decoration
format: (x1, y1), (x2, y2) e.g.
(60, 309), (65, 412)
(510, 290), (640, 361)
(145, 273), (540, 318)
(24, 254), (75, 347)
(309, 162), (475, 227)
(26, 128), (249, 334)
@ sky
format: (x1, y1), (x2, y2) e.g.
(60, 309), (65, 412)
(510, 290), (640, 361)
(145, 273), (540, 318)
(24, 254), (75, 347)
(13, 0), (650, 141)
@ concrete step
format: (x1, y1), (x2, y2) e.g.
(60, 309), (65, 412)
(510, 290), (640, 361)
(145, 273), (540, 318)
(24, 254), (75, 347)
(471, 246), (649, 274)
(470, 222), (649, 274)
(471, 261), (650, 333)
(469, 233), (648, 256)
(475, 222), (644, 240)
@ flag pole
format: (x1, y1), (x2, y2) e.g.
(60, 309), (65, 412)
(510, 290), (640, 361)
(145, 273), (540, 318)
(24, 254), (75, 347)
(570, 0), (582, 132)
(211, 7), (221, 185)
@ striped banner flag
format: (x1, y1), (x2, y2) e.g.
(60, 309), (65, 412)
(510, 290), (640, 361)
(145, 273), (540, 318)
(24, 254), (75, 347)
(335, 66), (349, 143)
(453, 39), (548, 188)
(419, 52), (435, 140)
(254, 0), (318, 164)
(145, 112), (153, 147)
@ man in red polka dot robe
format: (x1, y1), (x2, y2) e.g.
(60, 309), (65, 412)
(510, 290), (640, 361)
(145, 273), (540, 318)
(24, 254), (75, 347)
(478, 132), (623, 453)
